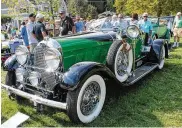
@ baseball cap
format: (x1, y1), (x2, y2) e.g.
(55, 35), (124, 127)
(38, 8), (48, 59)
(177, 12), (181, 16)
(142, 12), (148, 17)
(59, 9), (66, 14)
(36, 13), (44, 19)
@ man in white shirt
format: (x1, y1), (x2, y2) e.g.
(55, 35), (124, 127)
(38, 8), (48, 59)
(111, 14), (118, 28)
(26, 13), (38, 52)
(117, 14), (129, 31)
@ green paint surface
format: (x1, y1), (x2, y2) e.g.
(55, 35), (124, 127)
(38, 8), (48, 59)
(56, 38), (111, 70)
(56, 36), (143, 71)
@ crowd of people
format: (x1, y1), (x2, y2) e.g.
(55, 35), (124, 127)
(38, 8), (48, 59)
(1, 10), (182, 52)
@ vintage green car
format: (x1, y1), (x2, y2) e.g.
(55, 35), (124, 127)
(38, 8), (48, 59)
(149, 16), (174, 49)
(2, 18), (168, 124)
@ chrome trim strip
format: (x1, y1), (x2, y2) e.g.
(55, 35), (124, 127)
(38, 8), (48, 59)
(1, 84), (67, 110)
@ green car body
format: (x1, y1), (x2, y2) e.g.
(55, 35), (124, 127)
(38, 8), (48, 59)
(56, 33), (144, 71)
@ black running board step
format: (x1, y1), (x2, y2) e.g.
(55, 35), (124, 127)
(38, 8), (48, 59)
(123, 63), (158, 86)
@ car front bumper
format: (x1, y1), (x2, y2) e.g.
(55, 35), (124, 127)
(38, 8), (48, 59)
(1, 84), (67, 110)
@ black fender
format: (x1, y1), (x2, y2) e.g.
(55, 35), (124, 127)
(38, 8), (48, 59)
(60, 62), (116, 90)
(164, 39), (169, 58)
(149, 39), (165, 63)
(3, 55), (19, 71)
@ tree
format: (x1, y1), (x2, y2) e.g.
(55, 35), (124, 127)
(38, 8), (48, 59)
(1, 15), (12, 24)
(105, 0), (115, 11)
(67, 0), (98, 19)
(114, 0), (182, 17)
(1, 0), (34, 18)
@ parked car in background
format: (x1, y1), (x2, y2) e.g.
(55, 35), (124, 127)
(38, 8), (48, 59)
(149, 16), (175, 49)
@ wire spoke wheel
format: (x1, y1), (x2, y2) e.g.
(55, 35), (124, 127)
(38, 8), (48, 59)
(116, 51), (129, 76)
(80, 81), (101, 116)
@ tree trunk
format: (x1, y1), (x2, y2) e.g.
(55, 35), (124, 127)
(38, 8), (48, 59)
(50, 0), (55, 37)
(157, 1), (162, 17)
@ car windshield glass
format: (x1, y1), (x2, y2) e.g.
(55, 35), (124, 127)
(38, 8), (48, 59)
(148, 17), (158, 24)
(87, 18), (113, 31)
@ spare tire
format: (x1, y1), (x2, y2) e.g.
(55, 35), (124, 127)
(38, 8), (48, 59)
(106, 40), (133, 82)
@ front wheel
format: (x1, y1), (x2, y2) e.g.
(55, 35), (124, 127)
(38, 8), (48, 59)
(66, 74), (106, 123)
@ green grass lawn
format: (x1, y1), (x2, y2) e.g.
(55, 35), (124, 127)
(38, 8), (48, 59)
(1, 40), (182, 127)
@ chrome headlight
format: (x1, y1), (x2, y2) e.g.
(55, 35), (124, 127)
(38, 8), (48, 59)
(29, 72), (41, 87)
(16, 68), (25, 82)
(45, 48), (62, 71)
(15, 45), (29, 65)
(126, 25), (140, 39)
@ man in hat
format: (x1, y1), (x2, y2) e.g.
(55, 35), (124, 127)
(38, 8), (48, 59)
(173, 12), (182, 48)
(27, 13), (38, 52)
(59, 9), (75, 35)
(138, 12), (153, 45)
(32, 13), (47, 43)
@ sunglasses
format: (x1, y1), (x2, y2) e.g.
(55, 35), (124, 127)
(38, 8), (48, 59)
(143, 16), (148, 17)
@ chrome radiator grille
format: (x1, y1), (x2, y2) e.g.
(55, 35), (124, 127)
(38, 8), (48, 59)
(33, 44), (57, 90)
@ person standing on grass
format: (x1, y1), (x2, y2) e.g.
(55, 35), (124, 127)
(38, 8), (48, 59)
(138, 13), (153, 45)
(75, 15), (85, 33)
(111, 14), (118, 28)
(32, 13), (47, 48)
(27, 13), (38, 52)
(116, 14), (129, 31)
(173, 12), (182, 48)
(130, 13), (139, 25)
(7, 24), (12, 40)
(20, 22), (29, 48)
(59, 9), (75, 35)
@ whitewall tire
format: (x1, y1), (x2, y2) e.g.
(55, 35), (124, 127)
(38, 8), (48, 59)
(67, 74), (106, 123)
(114, 43), (133, 82)
(106, 40), (133, 83)
(158, 45), (165, 69)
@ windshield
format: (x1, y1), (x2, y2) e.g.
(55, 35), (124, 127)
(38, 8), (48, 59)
(148, 17), (158, 24)
(87, 18), (113, 31)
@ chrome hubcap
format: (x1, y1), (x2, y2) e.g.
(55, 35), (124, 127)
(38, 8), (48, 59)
(80, 81), (101, 116)
(117, 51), (129, 76)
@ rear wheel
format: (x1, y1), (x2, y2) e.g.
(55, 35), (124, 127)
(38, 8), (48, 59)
(158, 45), (165, 69)
(66, 74), (106, 123)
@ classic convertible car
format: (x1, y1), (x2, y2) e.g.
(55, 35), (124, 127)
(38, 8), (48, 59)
(2, 18), (168, 124)
(149, 16), (173, 49)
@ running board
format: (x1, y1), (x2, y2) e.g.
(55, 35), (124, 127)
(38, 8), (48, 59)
(123, 63), (158, 86)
